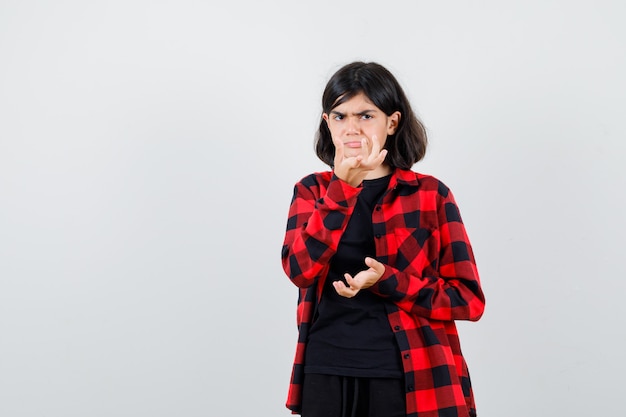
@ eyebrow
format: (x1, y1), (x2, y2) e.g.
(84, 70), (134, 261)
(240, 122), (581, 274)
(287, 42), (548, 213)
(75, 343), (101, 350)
(329, 109), (376, 116)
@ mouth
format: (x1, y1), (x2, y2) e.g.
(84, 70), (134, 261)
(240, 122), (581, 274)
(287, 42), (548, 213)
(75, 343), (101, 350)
(344, 141), (363, 148)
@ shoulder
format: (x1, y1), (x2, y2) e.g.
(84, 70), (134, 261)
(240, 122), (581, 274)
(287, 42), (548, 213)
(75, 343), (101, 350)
(291, 171), (334, 199)
(396, 169), (453, 198)
(295, 171), (333, 188)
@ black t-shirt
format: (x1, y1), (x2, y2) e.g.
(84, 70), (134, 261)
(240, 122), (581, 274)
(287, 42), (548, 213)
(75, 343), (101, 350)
(304, 174), (403, 378)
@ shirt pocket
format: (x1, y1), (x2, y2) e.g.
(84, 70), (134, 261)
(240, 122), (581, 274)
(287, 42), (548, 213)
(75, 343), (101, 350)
(393, 227), (439, 276)
(391, 227), (436, 272)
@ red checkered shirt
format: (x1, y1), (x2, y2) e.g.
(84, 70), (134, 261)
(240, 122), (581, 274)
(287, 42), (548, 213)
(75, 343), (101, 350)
(281, 168), (485, 417)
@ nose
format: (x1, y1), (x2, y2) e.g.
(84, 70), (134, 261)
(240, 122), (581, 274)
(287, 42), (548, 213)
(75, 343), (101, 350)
(346, 116), (360, 134)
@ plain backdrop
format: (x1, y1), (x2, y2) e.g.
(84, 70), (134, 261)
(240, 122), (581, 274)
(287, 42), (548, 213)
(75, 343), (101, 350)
(1, 1), (625, 416)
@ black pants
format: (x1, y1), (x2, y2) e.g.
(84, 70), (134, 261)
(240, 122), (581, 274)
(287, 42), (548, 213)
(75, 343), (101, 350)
(301, 374), (406, 417)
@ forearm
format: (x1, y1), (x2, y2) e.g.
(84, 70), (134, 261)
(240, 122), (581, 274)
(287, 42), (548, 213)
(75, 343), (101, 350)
(281, 175), (360, 287)
(370, 262), (485, 321)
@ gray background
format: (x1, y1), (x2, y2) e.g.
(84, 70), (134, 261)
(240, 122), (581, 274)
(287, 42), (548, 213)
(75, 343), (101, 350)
(1, 1), (624, 416)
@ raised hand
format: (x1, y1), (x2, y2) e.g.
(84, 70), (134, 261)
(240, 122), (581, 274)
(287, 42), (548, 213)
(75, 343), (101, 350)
(332, 135), (388, 187)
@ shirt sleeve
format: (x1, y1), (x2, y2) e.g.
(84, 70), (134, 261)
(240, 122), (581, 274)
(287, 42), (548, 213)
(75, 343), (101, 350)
(369, 188), (485, 321)
(281, 174), (361, 288)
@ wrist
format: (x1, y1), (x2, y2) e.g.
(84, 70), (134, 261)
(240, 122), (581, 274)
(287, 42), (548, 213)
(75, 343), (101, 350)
(332, 171), (362, 188)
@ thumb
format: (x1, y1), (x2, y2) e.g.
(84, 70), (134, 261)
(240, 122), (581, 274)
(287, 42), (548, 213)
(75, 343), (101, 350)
(365, 257), (385, 274)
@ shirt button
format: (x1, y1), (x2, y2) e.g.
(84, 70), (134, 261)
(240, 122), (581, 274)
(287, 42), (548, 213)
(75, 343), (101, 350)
(375, 206), (381, 211)
(375, 234), (381, 239)
(404, 353), (410, 359)
(407, 385), (414, 392)
(394, 325), (401, 331)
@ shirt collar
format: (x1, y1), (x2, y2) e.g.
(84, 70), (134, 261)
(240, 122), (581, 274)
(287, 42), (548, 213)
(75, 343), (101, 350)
(391, 168), (420, 188)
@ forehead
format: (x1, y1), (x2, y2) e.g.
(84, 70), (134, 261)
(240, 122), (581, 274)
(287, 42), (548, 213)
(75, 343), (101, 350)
(331, 92), (378, 112)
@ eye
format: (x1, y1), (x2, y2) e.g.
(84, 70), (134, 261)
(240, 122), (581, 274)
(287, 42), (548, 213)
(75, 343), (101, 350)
(332, 114), (344, 121)
(361, 114), (373, 120)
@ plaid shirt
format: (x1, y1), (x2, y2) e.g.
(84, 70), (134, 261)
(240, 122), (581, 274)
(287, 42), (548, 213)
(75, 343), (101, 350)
(281, 168), (485, 417)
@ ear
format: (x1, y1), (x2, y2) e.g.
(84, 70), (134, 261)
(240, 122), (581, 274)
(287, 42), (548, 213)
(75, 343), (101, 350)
(387, 111), (401, 135)
(322, 113), (329, 124)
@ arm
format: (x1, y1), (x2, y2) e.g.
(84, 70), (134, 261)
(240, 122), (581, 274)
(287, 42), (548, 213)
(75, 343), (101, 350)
(370, 189), (485, 321)
(281, 174), (361, 288)
(282, 134), (389, 288)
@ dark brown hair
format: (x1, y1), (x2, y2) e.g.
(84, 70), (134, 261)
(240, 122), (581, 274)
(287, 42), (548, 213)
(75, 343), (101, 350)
(315, 61), (427, 169)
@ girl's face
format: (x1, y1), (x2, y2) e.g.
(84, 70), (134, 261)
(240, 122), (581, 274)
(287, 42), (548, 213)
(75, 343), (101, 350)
(323, 92), (400, 159)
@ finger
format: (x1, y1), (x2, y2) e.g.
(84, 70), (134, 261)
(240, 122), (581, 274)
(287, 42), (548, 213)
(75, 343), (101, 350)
(365, 257), (385, 275)
(361, 137), (370, 160)
(370, 135), (380, 156)
(371, 135), (387, 163)
(333, 280), (347, 291)
(341, 155), (362, 170)
(363, 135), (380, 164)
(344, 273), (360, 289)
(333, 281), (357, 298)
(359, 136), (386, 168)
(332, 136), (344, 163)
(364, 256), (381, 272)
(364, 149), (385, 168)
